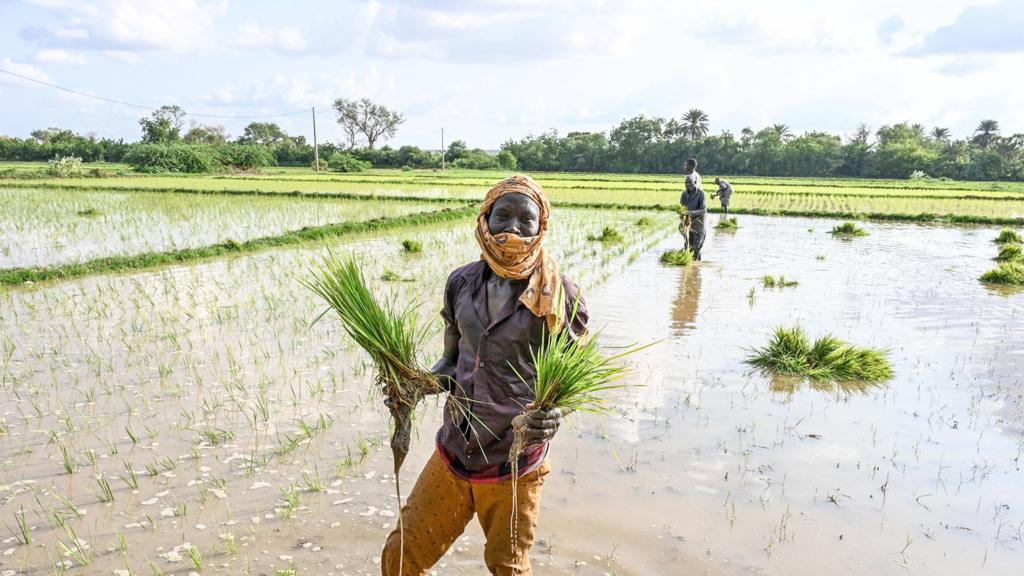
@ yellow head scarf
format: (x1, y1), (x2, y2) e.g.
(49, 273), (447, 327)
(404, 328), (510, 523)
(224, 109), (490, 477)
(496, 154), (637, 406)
(475, 174), (565, 332)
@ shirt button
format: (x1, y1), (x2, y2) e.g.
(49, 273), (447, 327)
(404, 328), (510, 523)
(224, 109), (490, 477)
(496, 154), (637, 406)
(483, 330), (489, 336)
(479, 361), (485, 368)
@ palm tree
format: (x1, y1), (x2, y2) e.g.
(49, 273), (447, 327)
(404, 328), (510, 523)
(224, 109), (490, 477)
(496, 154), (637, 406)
(681, 109), (709, 140)
(930, 127), (950, 142)
(910, 123), (926, 141)
(973, 119), (1000, 148)
(772, 124), (792, 141)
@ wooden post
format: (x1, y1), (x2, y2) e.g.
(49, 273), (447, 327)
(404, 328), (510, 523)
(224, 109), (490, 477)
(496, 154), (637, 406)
(312, 107), (320, 172)
(441, 127), (445, 171)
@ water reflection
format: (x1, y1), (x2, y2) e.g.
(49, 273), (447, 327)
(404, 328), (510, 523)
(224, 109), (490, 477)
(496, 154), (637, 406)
(766, 372), (887, 399)
(670, 264), (702, 336)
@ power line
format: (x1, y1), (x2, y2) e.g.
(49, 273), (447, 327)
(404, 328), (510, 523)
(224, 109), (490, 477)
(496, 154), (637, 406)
(0, 67), (312, 120)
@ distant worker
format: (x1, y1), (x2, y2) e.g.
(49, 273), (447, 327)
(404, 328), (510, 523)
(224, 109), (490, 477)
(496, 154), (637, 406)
(679, 157), (707, 260)
(711, 177), (733, 216)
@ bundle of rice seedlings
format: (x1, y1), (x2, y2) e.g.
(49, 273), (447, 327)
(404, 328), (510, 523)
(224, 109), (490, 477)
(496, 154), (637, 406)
(980, 262), (1024, 285)
(401, 239), (423, 253)
(636, 216), (653, 227)
(747, 326), (893, 384)
(303, 253), (443, 573)
(830, 222), (868, 238)
(303, 253), (439, 473)
(505, 309), (650, 554)
(993, 228), (1022, 245)
(660, 249), (694, 266)
(994, 244), (1023, 262)
(762, 275), (798, 288)
(587, 226), (624, 243)
(716, 217), (739, 230)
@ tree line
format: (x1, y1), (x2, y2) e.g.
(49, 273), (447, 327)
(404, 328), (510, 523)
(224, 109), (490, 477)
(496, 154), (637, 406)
(1, 99), (1022, 180)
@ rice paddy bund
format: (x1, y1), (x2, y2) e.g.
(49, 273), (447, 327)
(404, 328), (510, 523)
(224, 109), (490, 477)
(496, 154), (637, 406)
(0, 169), (1022, 575)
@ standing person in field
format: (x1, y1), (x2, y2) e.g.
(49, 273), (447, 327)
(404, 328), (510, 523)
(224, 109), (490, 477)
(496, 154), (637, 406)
(711, 177), (733, 216)
(381, 174), (589, 576)
(680, 157), (707, 260)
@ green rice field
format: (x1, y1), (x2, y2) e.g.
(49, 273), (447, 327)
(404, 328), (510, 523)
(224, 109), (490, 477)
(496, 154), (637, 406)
(0, 164), (1022, 575)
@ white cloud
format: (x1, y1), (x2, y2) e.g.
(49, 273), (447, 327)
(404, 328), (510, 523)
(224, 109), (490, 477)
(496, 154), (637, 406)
(35, 49), (87, 64)
(232, 22), (309, 53)
(0, 58), (50, 85)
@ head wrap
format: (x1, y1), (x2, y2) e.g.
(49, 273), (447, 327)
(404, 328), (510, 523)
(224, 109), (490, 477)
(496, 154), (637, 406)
(475, 174), (565, 332)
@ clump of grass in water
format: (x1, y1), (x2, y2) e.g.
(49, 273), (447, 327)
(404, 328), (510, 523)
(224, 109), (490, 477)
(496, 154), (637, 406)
(76, 208), (101, 217)
(303, 252), (442, 573)
(716, 217), (739, 230)
(980, 262), (1024, 285)
(636, 216), (653, 227)
(994, 244), (1022, 262)
(587, 226), (624, 243)
(762, 275), (798, 288)
(507, 305), (650, 557)
(830, 222), (868, 238)
(401, 239), (423, 253)
(747, 326), (893, 383)
(993, 228), (1022, 244)
(660, 249), (694, 266)
(380, 269), (403, 282)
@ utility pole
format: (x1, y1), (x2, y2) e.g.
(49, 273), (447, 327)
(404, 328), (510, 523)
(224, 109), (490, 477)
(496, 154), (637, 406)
(441, 127), (445, 171)
(312, 107), (320, 172)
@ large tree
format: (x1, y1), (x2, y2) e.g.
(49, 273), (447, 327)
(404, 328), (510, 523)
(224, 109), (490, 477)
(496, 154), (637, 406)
(332, 98), (405, 149)
(973, 119), (1000, 148)
(183, 123), (228, 145)
(238, 122), (289, 146)
(139, 105), (186, 144)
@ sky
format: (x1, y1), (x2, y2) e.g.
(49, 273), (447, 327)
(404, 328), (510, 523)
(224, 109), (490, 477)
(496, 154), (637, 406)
(1, 0), (1023, 149)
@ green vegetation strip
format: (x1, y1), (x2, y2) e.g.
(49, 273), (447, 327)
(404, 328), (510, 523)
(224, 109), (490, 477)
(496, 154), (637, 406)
(0, 205), (476, 287)
(3, 182), (1021, 226)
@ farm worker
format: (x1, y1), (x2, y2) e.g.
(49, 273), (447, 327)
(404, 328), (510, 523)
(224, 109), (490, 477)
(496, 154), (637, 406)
(381, 174), (589, 576)
(711, 177), (733, 215)
(680, 157), (707, 260)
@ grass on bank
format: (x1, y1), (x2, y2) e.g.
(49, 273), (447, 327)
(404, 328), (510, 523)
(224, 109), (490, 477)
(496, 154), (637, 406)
(747, 326), (893, 384)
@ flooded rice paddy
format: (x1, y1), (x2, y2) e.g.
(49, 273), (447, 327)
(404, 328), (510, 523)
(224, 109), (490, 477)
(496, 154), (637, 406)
(0, 210), (1021, 575)
(0, 188), (446, 268)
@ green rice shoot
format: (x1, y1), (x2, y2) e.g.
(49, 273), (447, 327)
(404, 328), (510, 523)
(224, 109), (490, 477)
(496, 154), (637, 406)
(994, 244), (1022, 262)
(401, 239), (423, 253)
(636, 216), (653, 227)
(747, 326), (893, 384)
(993, 228), (1022, 244)
(587, 226), (624, 243)
(716, 217), (739, 230)
(762, 275), (798, 288)
(660, 249), (694, 266)
(830, 222), (868, 238)
(979, 262), (1024, 285)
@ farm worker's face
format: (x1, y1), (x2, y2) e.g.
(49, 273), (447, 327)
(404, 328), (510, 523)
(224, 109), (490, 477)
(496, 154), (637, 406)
(487, 193), (541, 237)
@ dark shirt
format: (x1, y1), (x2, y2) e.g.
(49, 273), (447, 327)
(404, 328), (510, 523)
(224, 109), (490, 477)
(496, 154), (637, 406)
(437, 260), (588, 472)
(680, 188), (707, 216)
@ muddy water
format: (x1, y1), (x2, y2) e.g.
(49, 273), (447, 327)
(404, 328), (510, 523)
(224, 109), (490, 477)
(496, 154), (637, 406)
(0, 213), (1020, 575)
(341, 216), (1024, 575)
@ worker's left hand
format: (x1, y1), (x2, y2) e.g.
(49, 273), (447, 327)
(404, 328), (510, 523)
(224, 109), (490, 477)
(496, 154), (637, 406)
(523, 403), (566, 444)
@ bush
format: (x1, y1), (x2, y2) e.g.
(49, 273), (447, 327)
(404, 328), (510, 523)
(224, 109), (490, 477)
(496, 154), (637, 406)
(124, 144), (219, 173)
(216, 145), (276, 171)
(47, 155), (83, 177)
(328, 152), (371, 173)
(496, 149), (517, 170)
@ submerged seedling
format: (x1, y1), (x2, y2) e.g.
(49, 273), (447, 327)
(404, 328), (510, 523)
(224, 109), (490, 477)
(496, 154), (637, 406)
(762, 275), (798, 288)
(993, 228), (1022, 244)
(830, 222), (868, 238)
(660, 249), (694, 266)
(747, 326), (893, 385)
